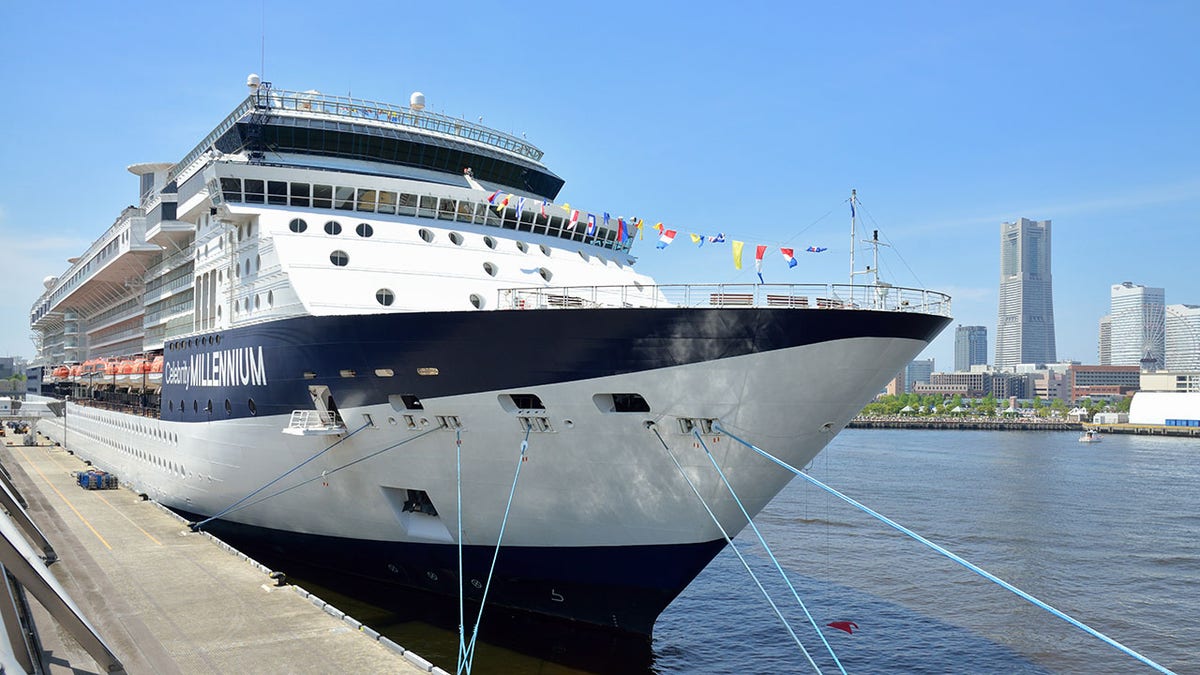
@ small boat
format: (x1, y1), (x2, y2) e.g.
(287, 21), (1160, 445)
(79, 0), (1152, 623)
(1079, 429), (1102, 443)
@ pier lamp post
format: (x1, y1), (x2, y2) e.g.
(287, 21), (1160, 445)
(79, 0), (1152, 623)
(63, 394), (68, 451)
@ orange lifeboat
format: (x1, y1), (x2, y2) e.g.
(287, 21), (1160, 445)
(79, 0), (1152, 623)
(146, 356), (164, 390)
(69, 364), (83, 382)
(53, 365), (70, 380)
(118, 359), (140, 389)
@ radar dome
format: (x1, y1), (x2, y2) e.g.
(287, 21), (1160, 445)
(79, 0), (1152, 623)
(410, 92), (426, 111)
(42, 276), (56, 289)
(246, 73), (261, 90)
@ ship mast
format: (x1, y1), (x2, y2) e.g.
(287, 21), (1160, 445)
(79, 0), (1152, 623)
(848, 189), (891, 307)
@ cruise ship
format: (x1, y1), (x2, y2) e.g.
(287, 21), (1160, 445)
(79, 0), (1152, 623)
(29, 77), (951, 635)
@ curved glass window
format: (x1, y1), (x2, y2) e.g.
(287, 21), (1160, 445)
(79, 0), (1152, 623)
(289, 218), (307, 233)
(419, 228), (434, 243)
(483, 262), (498, 277)
(324, 220), (343, 235)
(449, 232), (464, 246)
(356, 222), (374, 238)
(377, 288), (395, 306)
(330, 250), (349, 266)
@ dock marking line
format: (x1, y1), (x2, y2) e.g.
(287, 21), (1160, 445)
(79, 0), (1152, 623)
(93, 492), (163, 546)
(14, 445), (112, 550)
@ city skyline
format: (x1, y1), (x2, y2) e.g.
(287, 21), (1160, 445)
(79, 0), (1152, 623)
(0, 3), (1197, 367)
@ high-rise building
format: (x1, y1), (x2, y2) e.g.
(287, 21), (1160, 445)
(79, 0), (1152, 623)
(1110, 282), (1165, 370)
(996, 218), (1056, 368)
(1166, 304), (1200, 371)
(954, 325), (988, 372)
(905, 358), (934, 394)
(1098, 315), (1111, 365)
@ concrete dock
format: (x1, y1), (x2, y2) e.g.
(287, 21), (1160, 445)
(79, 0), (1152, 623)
(1, 434), (441, 674)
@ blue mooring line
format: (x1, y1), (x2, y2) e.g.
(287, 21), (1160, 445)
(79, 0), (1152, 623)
(692, 430), (847, 675)
(714, 423), (1178, 675)
(652, 428), (822, 673)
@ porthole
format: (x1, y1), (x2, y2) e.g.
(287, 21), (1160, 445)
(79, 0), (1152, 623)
(330, 250), (349, 266)
(255, 295), (261, 309)
(539, 267), (553, 282)
(289, 218), (307, 233)
(179, 400), (184, 412)
(470, 294), (484, 309)
(516, 241), (529, 253)
(248, 399), (257, 416)
(243, 298), (250, 311)
(539, 244), (551, 256)
(578, 251), (590, 262)
(267, 290), (274, 307)
(205, 400), (213, 413)
(192, 400), (198, 413)
(449, 232), (464, 246)
(255, 254), (261, 271)
(340, 369), (356, 378)
(217, 305), (222, 318)
(375, 368), (395, 377)
(483, 262), (498, 277)
(324, 220), (343, 235)
(483, 236), (497, 249)
(244, 259), (250, 275)
(356, 222), (374, 238)
(419, 228), (434, 243)
(169, 400), (174, 412)
(376, 288), (395, 306)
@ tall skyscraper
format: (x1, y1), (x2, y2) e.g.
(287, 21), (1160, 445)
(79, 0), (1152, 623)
(954, 325), (988, 372)
(996, 218), (1056, 368)
(1165, 304), (1200, 371)
(1098, 315), (1111, 365)
(1110, 282), (1165, 370)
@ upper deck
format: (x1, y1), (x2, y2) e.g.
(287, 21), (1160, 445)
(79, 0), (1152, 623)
(170, 87), (564, 200)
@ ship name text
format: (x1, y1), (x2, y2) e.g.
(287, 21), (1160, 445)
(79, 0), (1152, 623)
(165, 346), (268, 390)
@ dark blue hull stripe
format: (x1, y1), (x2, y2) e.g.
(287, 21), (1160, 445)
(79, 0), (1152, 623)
(189, 514), (725, 635)
(161, 308), (950, 422)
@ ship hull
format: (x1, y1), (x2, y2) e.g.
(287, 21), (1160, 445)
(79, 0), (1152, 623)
(37, 306), (949, 633)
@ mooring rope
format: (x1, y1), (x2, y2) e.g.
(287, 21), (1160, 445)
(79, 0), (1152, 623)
(460, 426), (532, 675)
(650, 426), (823, 674)
(692, 430), (847, 675)
(715, 423), (1178, 675)
(192, 420), (372, 530)
(202, 425), (442, 519)
(455, 428), (468, 673)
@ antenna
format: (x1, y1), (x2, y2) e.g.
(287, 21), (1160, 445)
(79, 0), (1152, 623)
(260, 0), (266, 80)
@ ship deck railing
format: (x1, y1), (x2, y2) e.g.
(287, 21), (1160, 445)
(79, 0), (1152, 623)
(499, 283), (951, 316)
(283, 410), (347, 436)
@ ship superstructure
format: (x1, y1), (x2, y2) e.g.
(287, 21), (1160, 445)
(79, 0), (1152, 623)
(29, 78), (951, 635)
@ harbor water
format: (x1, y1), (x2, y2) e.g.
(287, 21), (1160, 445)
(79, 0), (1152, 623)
(250, 429), (1200, 674)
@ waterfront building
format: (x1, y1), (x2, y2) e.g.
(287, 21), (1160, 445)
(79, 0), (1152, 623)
(1098, 315), (1111, 365)
(954, 325), (988, 372)
(1165, 304), (1200, 371)
(1110, 282), (1165, 370)
(905, 359), (934, 394)
(1128, 391), (1200, 426)
(1067, 364), (1140, 402)
(925, 371), (988, 398)
(1140, 371), (1200, 393)
(996, 218), (1056, 368)
(0, 356), (14, 379)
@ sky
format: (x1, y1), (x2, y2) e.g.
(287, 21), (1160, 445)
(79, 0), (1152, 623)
(1, 1), (1197, 369)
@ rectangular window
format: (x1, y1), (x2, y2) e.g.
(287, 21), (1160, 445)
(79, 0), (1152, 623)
(418, 195), (438, 218)
(313, 184), (333, 209)
(397, 193), (418, 216)
(376, 191), (397, 214)
(438, 198), (456, 220)
(220, 177), (242, 203)
(473, 203), (487, 225)
(456, 200), (474, 222)
(334, 186), (355, 211)
(356, 189), (377, 212)
(290, 182), (310, 207)
(243, 179), (265, 204)
(267, 181), (288, 205)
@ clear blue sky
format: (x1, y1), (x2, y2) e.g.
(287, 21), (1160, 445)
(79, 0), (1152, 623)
(2, 1), (1197, 370)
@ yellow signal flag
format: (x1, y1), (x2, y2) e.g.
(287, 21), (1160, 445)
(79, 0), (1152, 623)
(732, 240), (745, 270)
(560, 202), (571, 212)
(689, 233), (702, 245)
(653, 222), (664, 232)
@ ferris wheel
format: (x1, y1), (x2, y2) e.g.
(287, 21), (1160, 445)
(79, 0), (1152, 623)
(1139, 302), (1166, 371)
